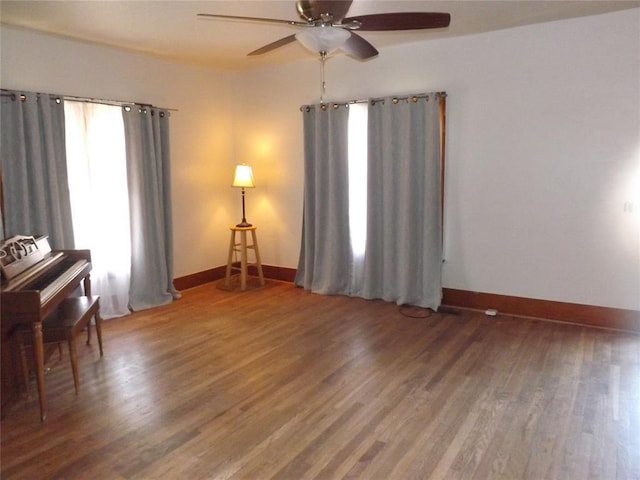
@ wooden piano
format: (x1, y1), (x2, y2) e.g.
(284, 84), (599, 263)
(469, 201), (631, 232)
(1, 235), (92, 421)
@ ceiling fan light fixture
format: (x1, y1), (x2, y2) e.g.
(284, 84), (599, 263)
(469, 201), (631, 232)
(295, 27), (351, 54)
(200, 2), (451, 60)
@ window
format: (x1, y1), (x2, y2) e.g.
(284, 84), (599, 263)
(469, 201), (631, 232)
(297, 94), (445, 310)
(347, 102), (368, 260)
(64, 101), (132, 318)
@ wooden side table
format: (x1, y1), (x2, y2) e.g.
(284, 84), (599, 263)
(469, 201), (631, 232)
(225, 226), (265, 291)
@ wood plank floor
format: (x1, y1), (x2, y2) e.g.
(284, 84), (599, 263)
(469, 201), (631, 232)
(1, 280), (639, 479)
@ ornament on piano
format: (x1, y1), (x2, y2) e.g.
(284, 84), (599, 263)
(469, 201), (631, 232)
(0, 235), (52, 280)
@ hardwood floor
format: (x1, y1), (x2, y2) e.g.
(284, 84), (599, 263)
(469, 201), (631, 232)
(1, 280), (638, 479)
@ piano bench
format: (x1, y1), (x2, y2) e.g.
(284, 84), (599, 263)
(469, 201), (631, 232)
(15, 295), (103, 396)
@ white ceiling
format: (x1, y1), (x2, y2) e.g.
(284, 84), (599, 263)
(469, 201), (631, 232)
(2, 1), (639, 72)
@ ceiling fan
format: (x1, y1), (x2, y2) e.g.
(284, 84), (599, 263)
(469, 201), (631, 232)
(198, 0), (451, 60)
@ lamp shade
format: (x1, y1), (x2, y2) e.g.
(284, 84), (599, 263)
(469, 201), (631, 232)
(295, 27), (351, 54)
(232, 164), (255, 188)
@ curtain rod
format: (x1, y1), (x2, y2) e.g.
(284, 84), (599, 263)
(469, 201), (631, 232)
(65, 95), (178, 112)
(300, 91), (447, 111)
(0, 89), (177, 112)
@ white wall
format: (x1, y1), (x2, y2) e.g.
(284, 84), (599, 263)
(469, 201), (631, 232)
(2, 8), (639, 311)
(229, 9), (640, 311)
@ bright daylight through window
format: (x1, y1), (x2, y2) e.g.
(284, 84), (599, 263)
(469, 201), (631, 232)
(347, 102), (368, 260)
(64, 101), (131, 318)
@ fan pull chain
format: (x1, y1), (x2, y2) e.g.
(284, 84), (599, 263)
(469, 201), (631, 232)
(320, 51), (327, 104)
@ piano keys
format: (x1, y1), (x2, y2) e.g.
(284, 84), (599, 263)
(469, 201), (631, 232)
(1, 235), (92, 421)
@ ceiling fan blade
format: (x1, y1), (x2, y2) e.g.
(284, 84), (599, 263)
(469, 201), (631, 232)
(197, 13), (307, 27)
(343, 12), (451, 31)
(248, 34), (298, 56)
(340, 32), (378, 60)
(308, 0), (353, 21)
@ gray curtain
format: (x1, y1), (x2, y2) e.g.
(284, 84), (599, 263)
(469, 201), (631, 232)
(122, 105), (179, 311)
(0, 91), (74, 248)
(294, 104), (352, 293)
(295, 94), (443, 310)
(357, 96), (442, 309)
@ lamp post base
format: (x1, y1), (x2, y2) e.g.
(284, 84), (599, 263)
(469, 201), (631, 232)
(236, 220), (253, 228)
